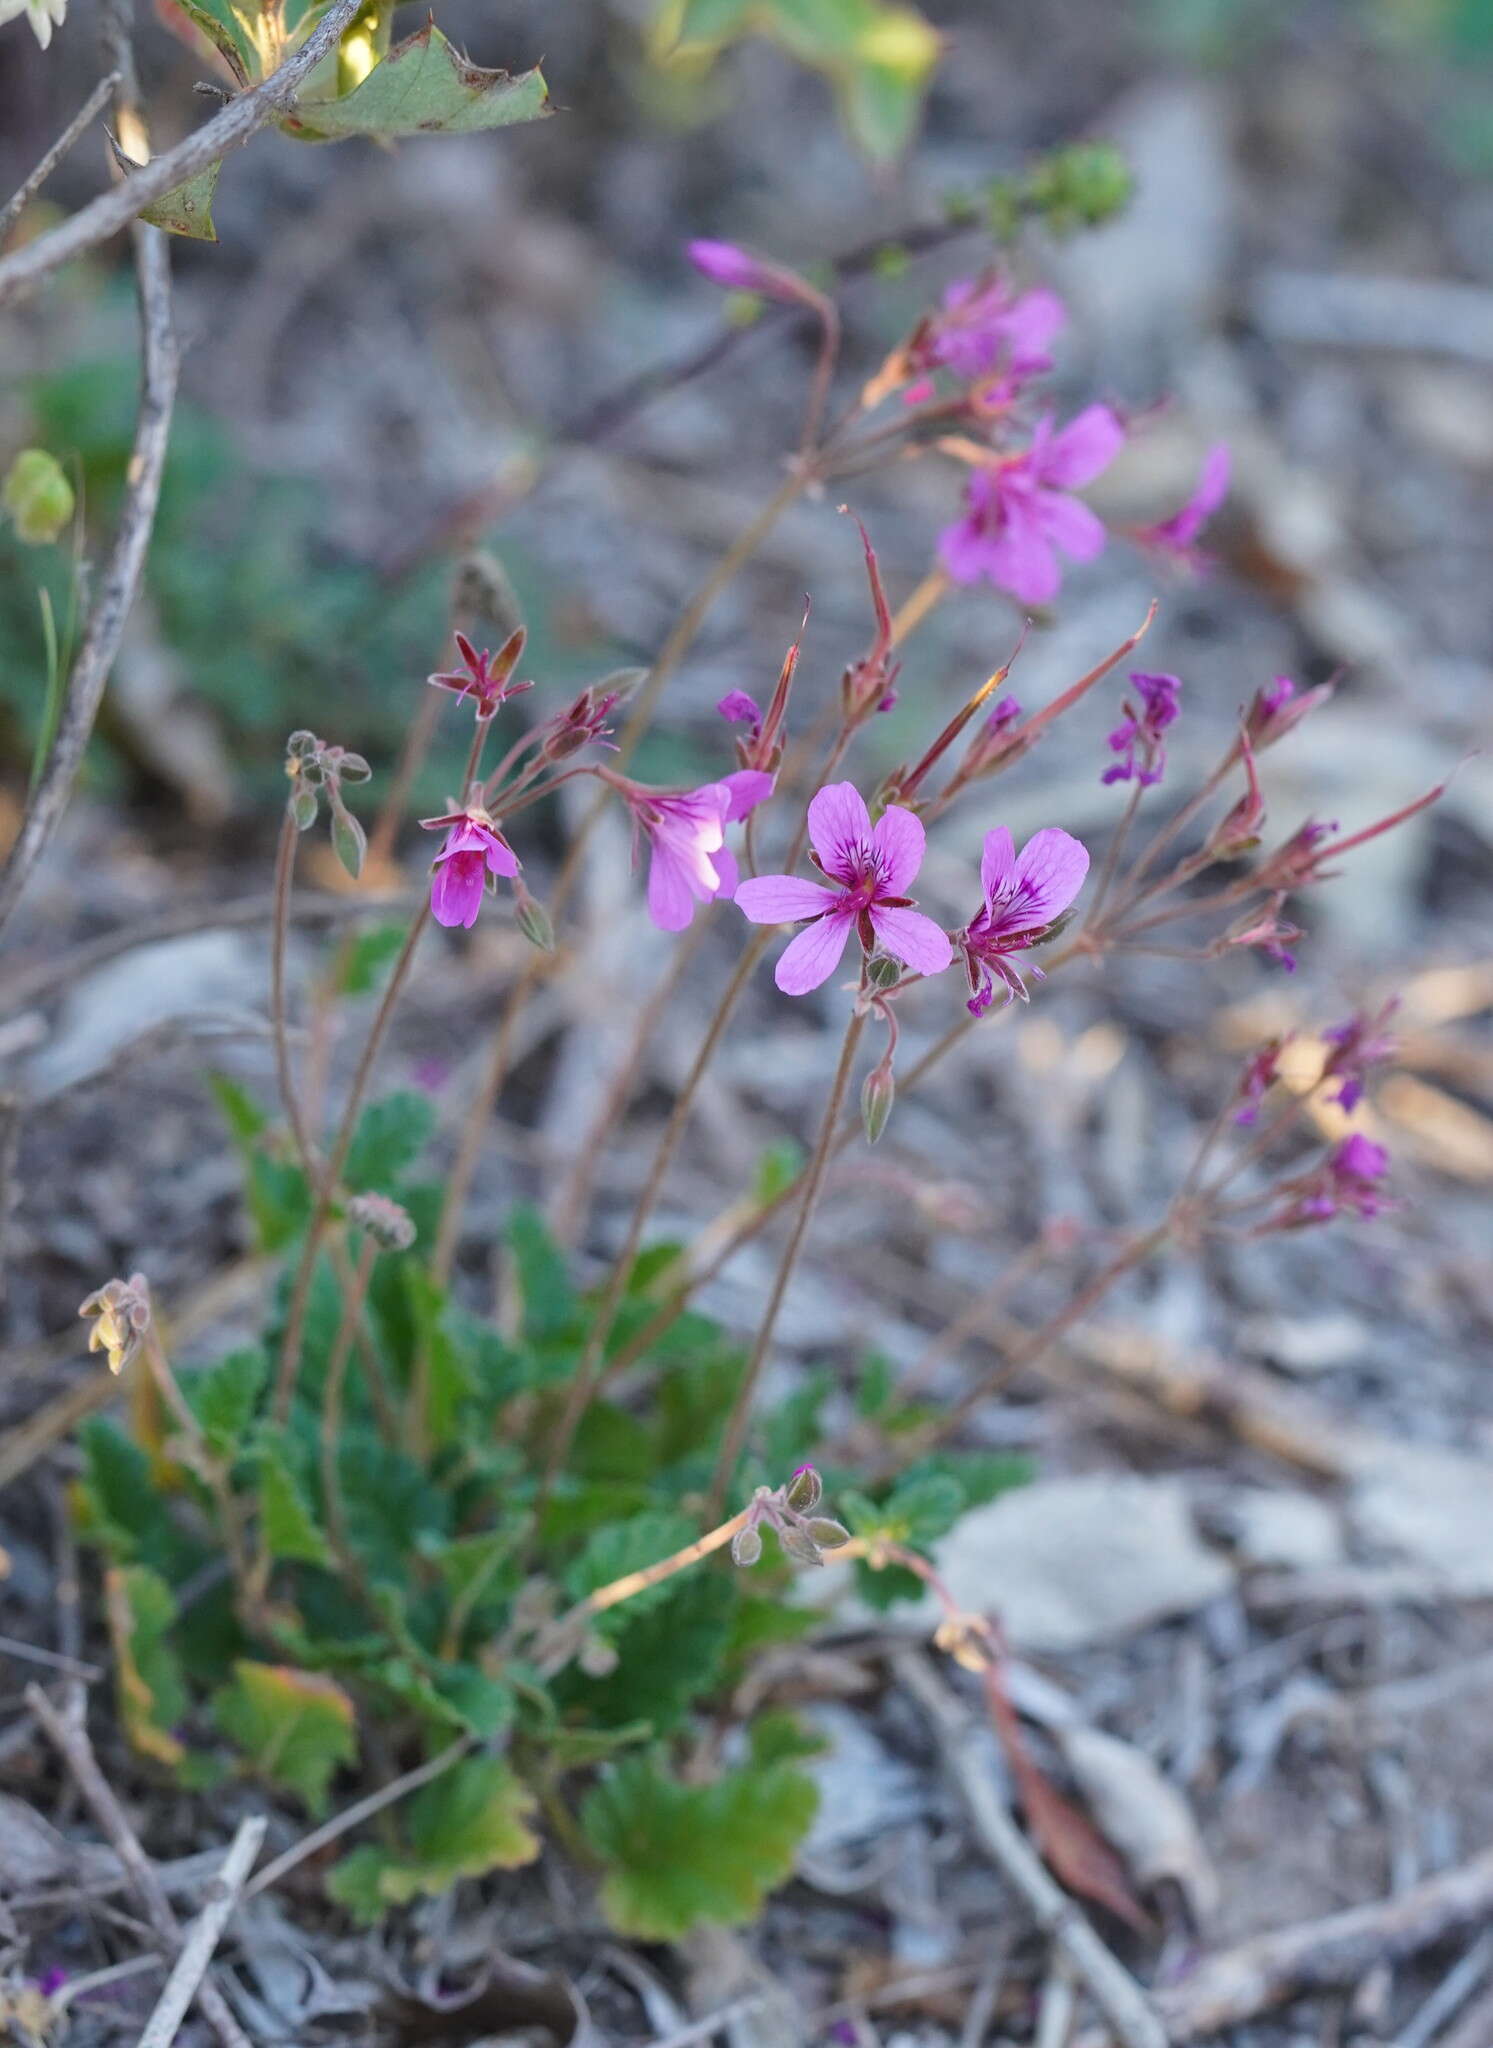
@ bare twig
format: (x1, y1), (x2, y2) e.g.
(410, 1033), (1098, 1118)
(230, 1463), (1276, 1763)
(0, 0), (364, 308)
(893, 1652), (1168, 2048)
(137, 1816), (267, 2048)
(0, 206), (177, 933)
(25, 1685), (252, 2048)
(244, 1737), (468, 1898)
(1151, 1847), (1493, 2040)
(0, 72), (120, 242)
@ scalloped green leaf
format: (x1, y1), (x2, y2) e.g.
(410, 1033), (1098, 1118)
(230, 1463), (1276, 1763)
(214, 1660), (358, 1815)
(284, 26), (550, 141)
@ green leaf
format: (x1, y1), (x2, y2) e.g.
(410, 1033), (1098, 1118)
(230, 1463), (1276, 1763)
(582, 1751), (817, 1939)
(166, 0), (256, 82)
(139, 161), (221, 244)
(335, 922), (408, 996)
(183, 1347), (266, 1456)
(327, 1757), (539, 1918)
(208, 1072), (269, 1144)
(254, 1431), (335, 1568)
(855, 1350), (894, 1420)
(565, 1511), (697, 1618)
(753, 1137), (804, 1205)
(285, 25), (550, 141)
(506, 1203), (579, 1343)
(747, 1709), (828, 1766)
(344, 1090), (434, 1194)
(105, 1565), (188, 1768)
(214, 1660), (358, 1815)
(556, 1571), (736, 1733)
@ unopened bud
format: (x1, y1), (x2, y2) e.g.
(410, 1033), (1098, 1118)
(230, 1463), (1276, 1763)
(861, 1057), (895, 1143)
(578, 1633), (619, 1678)
(288, 782), (319, 831)
(3, 448), (74, 545)
(347, 1193), (417, 1251)
(514, 882), (554, 952)
(864, 954), (902, 991)
(730, 1523), (764, 1568)
(328, 795), (366, 880)
(785, 1464), (822, 1513)
(803, 1516), (850, 1552)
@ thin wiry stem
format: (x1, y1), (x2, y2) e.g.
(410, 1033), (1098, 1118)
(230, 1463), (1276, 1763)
(269, 810), (315, 1168)
(0, 72), (120, 242)
(0, 0), (365, 309)
(319, 1233), (377, 1566)
(272, 904), (429, 1422)
(709, 1005), (866, 1513)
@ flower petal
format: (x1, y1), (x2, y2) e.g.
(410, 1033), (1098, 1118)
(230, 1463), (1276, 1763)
(979, 826), (1016, 906)
(868, 905), (953, 979)
(983, 523), (1061, 605)
(805, 782), (872, 882)
(646, 845), (702, 931)
(710, 845), (739, 899)
(869, 804), (925, 894)
(1038, 404), (1125, 490)
(1012, 827), (1090, 922)
(719, 769), (775, 822)
(1037, 489), (1107, 563)
(735, 874), (839, 924)
(938, 514), (999, 586)
(483, 833), (521, 878)
(774, 910), (854, 994)
(431, 855), (484, 929)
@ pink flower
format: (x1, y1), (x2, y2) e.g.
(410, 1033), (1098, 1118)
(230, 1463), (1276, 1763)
(1103, 671), (1182, 787)
(1134, 443), (1229, 565)
(1221, 893), (1304, 973)
(910, 276), (1065, 389)
(955, 826), (1089, 1014)
(427, 629), (532, 722)
(1244, 673), (1334, 751)
(1275, 1134), (1392, 1228)
(625, 770), (774, 932)
(939, 406), (1125, 605)
(421, 804), (520, 929)
(1235, 1036), (1288, 1124)
(735, 782), (952, 996)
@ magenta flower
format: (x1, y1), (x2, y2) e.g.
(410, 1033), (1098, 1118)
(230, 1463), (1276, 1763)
(623, 770), (773, 933)
(910, 276), (1065, 389)
(1276, 1134), (1392, 1228)
(686, 240), (817, 307)
(736, 782), (953, 996)
(955, 826), (1089, 1014)
(427, 629), (532, 722)
(1221, 893), (1304, 972)
(1103, 671), (1182, 787)
(939, 406), (1125, 605)
(1134, 443), (1230, 565)
(1235, 1036), (1288, 1125)
(421, 804), (520, 929)
(1322, 998), (1398, 1113)
(718, 689), (762, 733)
(1244, 673), (1334, 751)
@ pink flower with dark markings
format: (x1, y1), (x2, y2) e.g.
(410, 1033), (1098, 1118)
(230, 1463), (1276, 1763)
(427, 629), (532, 722)
(617, 770), (774, 932)
(1103, 671), (1182, 787)
(736, 782), (952, 996)
(939, 405), (1125, 605)
(421, 804), (520, 929)
(1135, 443), (1230, 566)
(955, 826), (1089, 1014)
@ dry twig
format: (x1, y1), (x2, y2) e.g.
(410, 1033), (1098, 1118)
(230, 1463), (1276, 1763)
(0, 72), (120, 242)
(893, 1652), (1168, 2048)
(137, 1815), (266, 2048)
(25, 1685), (252, 2048)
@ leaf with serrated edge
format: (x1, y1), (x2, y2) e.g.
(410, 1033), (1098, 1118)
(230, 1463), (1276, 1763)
(214, 1660), (357, 1815)
(284, 25), (550, 140)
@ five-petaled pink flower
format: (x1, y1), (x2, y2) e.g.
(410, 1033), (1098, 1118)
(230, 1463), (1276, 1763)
(939, 405), (1125, 606)
(428, 629), (532, 722)
(1134, 443), (1229, 566)
(735, 782), (953, 996)
(421, 804), (520, 929)
(955, 826), (1089, 1014)
(623, 770), (774, 933)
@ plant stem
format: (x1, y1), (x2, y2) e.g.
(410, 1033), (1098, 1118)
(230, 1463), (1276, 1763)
(535, 1508), (752, 1677)
(431, 468), (809, 1282)
(271, 903), (430, 1422)
(540, 928), (774, 1491)
(269, 809), (315, 1169)
(1082, 778), (1145, 937)
(368, 685), (441, 871)
(319, 1234), (377, 1568)
(708, 1006), (866, 1513)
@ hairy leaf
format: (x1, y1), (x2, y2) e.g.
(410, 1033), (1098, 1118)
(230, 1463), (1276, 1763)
(582, 1750), (817, 1938)
(327, 1757), (539, 1919)
(214, 1660), (357, 1814)
(343, 1090), (435, 1195)
(285, 26), (549, 141)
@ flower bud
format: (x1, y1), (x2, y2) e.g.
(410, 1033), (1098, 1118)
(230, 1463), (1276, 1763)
(2, 448), (74, 545)
(288, 782), (319, 831)
(329, 794), (366, 880)
(514, 882), (554, 952)
(861, 1057), (895, 1144)
(730, 1523), (764, 1568)
(803, 1517), (850, 1552)
(864, 954), (902, 991)
(785, 1464), (823, 1513)
(347, 1192), (417, 1251)
(79, 1272), (152, 1375)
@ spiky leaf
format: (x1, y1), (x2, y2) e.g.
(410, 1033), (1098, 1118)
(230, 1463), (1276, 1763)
(285, 26), (549, 141)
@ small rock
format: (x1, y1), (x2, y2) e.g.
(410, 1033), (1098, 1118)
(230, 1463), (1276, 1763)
(1351, 1445), (1493, 1596)
(1225, 1489), (1345, 1572)
(933, 1475), (1234, 1654)
(1238, 1311), (1368, 1375)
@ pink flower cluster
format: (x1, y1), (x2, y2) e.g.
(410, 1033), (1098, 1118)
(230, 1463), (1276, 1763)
(939, 406), (1125, 606)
